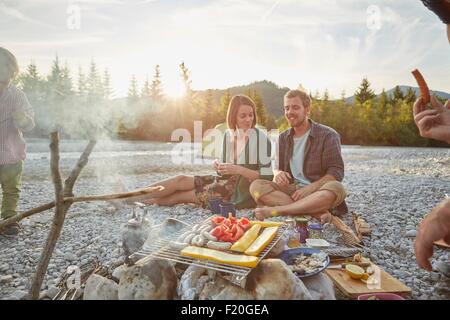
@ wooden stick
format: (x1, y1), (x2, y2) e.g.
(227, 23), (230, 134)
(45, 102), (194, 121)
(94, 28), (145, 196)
(0, 186), (164, 230)
(29, 132), (66, 299)
(63, 140), (96, 197)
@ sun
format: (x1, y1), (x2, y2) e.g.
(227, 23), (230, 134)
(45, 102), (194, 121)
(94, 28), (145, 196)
(164, 79), (186, 99)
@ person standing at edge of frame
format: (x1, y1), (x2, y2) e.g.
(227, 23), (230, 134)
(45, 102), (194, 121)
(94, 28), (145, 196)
(0, 47), (35, 236)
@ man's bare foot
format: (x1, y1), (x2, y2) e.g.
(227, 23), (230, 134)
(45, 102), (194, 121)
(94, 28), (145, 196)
(319, 211), (332, 224)
(254, 207), (272, 220)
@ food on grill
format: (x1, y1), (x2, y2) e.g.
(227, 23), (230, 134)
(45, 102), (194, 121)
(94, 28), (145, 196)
(411, 69), (430, 106)
(245, 226), (279, 256)
(206, 240), (233, 250)
(183, 233), (196, 245)
(208, 215), (250, 243)
(230, 224), (262, 253)
(169, 241), (189, 250)
(202, 230), (218, 241)
(191, 234), (207, 247)
(288, 252), (328, 276)
(250, 220), (283, 228)
(180, 246), (259, 268)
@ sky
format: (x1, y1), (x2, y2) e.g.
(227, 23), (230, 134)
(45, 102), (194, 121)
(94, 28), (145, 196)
(1, 0), (449, 98)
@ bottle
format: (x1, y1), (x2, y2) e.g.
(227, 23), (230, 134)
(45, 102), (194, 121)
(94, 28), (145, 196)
(286, 219), (300, 248)
(295, 218), (309, 244)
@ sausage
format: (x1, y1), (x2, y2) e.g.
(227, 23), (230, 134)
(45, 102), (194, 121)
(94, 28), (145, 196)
(202, 230), (218, 241)
(169, 241), (188, 250)
(206, 241), (232, 250)
(184, 233), (196, 245)
(191, 234), (207, 247)
(177, 231), (194, 242)
(192, 224), (201, 232)
(411, 69), (430, 106)
(197, 224), (211, 233)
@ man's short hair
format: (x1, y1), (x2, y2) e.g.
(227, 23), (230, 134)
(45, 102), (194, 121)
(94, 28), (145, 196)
(284, 89), (311, 109)
(0, 47), (19, 79)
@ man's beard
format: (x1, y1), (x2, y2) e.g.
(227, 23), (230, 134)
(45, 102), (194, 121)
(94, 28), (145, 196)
(288, 116), (306, 128)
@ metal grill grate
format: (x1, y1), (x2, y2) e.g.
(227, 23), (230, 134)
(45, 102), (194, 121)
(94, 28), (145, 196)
(131, 220), (288, 287)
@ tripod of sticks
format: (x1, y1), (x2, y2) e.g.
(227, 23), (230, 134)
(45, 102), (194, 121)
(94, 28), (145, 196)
(0, 132), (163, 299)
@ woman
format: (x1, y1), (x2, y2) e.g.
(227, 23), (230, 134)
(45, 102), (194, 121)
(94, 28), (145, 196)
(120, 94), (273, 209)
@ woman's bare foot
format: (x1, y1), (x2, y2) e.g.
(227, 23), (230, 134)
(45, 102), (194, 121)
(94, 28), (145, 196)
(319, 211), (332, 224)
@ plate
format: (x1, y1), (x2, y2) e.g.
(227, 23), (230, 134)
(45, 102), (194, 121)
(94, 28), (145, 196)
(278, 247), (330, 278)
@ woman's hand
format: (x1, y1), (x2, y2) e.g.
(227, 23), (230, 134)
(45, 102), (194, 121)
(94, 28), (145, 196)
(217, 163), (242, 176)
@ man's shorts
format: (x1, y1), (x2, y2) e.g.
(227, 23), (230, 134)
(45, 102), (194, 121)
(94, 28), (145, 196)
(251, 180), (347, 209)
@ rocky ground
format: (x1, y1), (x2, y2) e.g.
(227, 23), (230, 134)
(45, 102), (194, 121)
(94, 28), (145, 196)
(0, 139), (449, 300)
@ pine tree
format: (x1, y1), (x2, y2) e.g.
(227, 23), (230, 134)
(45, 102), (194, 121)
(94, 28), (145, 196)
(322, 89), (330, 102)
(87, 59), (102, 102)
(392, 85), (404, 102)
(248, 89), (268, 127)
(128, 75), (139, 100)
(405, 87), (416, 104)
(150, 65), (163, 101)
(219, 90), (232, 123)
(379, 89), (388, 117)
(60, 62), (73, 96)
(77, 66), (87, 97)
(202, 89), (214, 129)
(354, 78), (376, 104)
(17, 61), (43, 104)
(179, 61), (192, 98)
(141, 74), (151, 98)
(103, 69), (113, 99)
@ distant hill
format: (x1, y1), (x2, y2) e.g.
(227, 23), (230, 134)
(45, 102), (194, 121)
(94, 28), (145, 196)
(345, 86), (450, 104)
(198, 82), (450, 117)
(196, 80), (290, 117)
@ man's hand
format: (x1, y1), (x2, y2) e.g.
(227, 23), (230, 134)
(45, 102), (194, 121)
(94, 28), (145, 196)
(273, 170), (292, 186)
(415, 199), (450, 271)
(291, 184), (317, 201)
(413, 96), (450, 144)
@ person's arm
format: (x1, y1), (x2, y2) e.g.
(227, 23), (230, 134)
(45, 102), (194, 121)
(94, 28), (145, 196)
(415, 198), (450, 271)
(13, 91), (35, 132)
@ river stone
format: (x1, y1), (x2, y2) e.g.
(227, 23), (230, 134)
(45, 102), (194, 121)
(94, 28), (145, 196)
(118, 258), (177, 300)
(198, 276), (254, 300)
(83, 274), (118, 300)
(301, 273), (336, 300)
(246, 259), (312, 300)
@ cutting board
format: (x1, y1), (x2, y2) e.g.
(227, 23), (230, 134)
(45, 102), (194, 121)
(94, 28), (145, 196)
(325, 263), (412, 299)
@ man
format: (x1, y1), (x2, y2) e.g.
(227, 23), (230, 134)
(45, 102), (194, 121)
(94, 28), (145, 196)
(0, 47), (35, 236)
(249, 89), (347, 223)
(413, 96), (450, 270)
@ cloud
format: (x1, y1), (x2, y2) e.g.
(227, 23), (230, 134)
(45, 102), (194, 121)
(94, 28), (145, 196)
(0, 1), (51, 26)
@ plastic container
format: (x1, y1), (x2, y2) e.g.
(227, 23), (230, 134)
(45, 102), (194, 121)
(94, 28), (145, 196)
(308, 223), (323, 239)
(357, 293), (405, 300)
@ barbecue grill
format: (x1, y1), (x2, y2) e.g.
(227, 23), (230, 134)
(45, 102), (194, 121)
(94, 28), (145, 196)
(130, 218), (288, 287)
